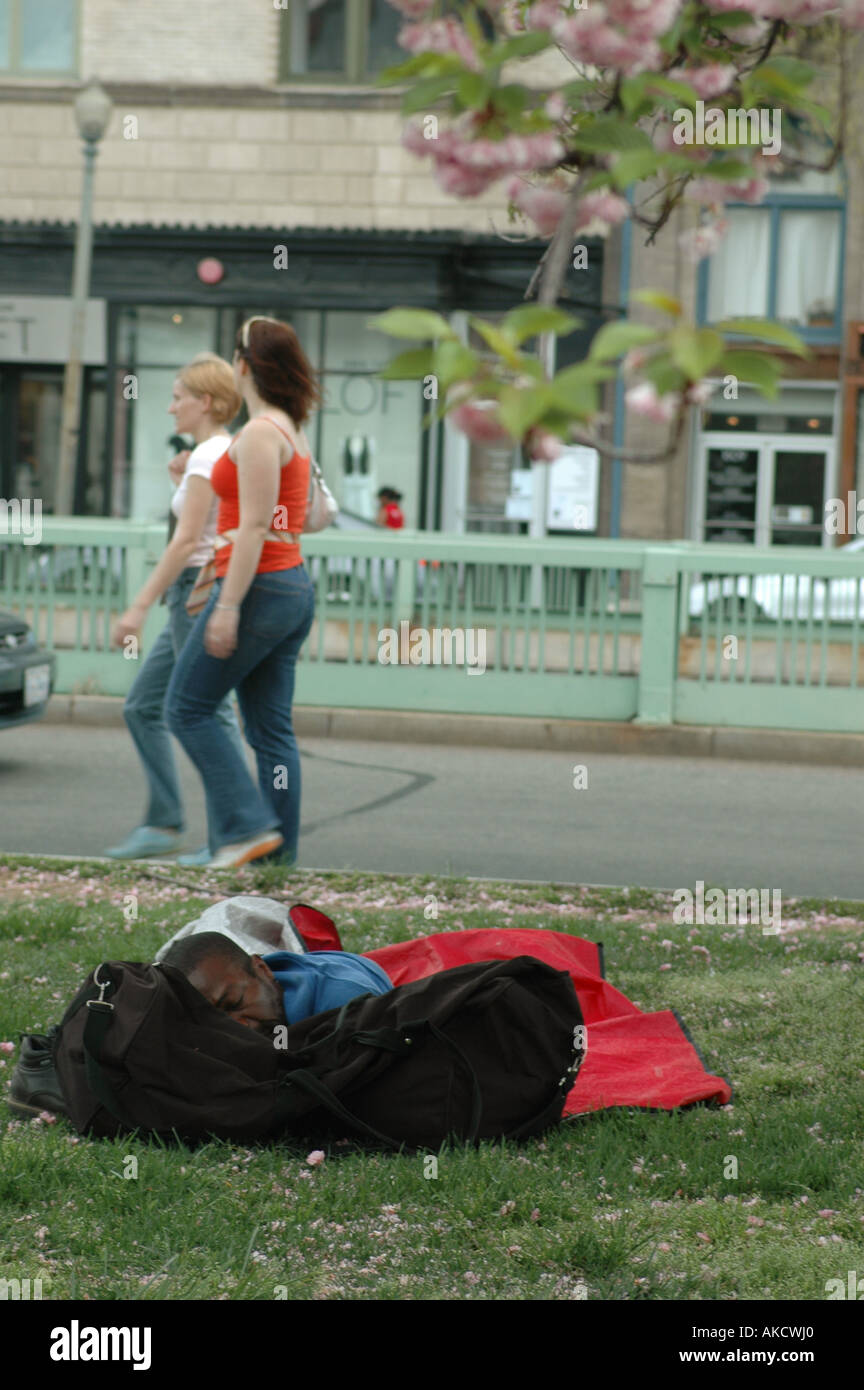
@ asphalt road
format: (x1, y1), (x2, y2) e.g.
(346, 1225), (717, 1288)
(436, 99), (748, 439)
(0, 721), (862, 901)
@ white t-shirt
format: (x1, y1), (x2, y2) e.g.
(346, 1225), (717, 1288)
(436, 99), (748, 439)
(170, 433), (232, 568)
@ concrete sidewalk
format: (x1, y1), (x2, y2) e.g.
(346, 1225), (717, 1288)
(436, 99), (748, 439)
(39, 693), (864, 769)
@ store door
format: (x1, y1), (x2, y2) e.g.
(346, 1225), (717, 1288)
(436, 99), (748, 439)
(699, 433), (833, 546)
(0, 368), (63, 514)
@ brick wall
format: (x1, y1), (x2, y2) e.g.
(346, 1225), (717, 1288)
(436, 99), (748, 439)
(0, 98), (521, 230)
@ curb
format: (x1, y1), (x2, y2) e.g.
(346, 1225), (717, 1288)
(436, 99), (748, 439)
(37, 694), (864, 768)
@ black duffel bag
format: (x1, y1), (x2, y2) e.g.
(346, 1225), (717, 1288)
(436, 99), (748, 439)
(53, 956), (584, 1149)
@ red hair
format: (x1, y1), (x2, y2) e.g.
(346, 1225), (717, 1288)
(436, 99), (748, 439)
(235, 317), (321, 426)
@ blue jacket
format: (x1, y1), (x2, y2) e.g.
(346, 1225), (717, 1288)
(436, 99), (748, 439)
(262, 950), (393, 1025)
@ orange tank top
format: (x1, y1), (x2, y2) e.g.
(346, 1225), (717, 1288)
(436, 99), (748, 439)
(210, 416), (310, 577)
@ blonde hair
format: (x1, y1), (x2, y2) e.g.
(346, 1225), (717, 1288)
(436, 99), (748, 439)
(176, 352), (242, 426)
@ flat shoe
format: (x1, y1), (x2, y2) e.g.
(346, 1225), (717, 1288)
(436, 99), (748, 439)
(209, 832), (284, 869)
(104, 826), (182, 859)
(176, 847), (212, 867)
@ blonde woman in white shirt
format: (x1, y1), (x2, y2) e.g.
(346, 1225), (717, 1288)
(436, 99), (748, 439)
(107, 353), (246, 866)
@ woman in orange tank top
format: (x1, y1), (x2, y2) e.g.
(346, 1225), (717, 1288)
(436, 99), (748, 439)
(164, 316), (322, 869)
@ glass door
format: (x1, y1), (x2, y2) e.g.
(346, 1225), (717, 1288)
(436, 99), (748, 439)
(699, 433), (833, 546)
(768, 442), (830, 546)
(11, 371), (64, 515)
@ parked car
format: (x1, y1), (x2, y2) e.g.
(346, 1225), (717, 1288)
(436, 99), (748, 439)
(0, 610), (56, 728)
(688, 537), (864, 623)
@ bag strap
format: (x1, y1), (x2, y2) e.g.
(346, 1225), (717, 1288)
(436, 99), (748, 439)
(213, 524), (300, 550)
(275, 1019), (484, 1149)
(80, 968), (137, 1130)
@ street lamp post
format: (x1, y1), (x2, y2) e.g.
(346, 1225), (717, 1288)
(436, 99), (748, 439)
(55, 77), (112, 516)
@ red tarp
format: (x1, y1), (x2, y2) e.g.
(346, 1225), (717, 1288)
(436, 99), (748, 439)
(363, 928), (732, 1116)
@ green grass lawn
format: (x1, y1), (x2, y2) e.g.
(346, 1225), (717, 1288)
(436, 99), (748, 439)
(1, 855), (862, 1301)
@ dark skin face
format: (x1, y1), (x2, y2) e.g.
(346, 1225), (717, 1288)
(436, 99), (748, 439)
(188, 954), (284, 1034)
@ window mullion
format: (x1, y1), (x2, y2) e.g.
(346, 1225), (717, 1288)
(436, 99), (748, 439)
(768, 204), (780, 321)
(348, 0), (366, 82)
(10, 0), (20, 71)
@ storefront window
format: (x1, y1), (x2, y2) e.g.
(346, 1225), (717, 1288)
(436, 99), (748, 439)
(0, 0), (77, 73)
(115, 306), (219, 520)
(315, 311), (422, 526)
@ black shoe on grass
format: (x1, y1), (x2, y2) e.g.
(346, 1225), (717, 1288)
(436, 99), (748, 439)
(6, 1030), (67, 1119)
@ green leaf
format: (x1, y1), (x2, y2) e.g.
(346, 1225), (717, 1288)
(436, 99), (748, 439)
(747, 69), (807, 104)
(640, 353), (687, 396)
(377, 52), (465, 87)
(632, 290), (682, 318)
(545, 366), (600, 417)
(469, 316), (523, 368)
(501, 305), (582, 345)
(368, 308), (455, 342)
(561, 79), (597, 103)
(457, 72), (491, 108)
(643, 75), (700, 107)
(609, 150), (664, 188)
(712, 318), (811, 358)
(378, 347), (437, 380)
(700, 158), (762, 178)
(589, 321), (661, 362)
(581, 169), (621, 193)
(401, 74), (461, 114)
(570, 116), (655, 154)
(754, 57), (815, 88)
(491, 84), (528, 119)
(432, 340), (480, 390)
(619, 75), (648, 117)
(710, 9), (776, 30)
(669, 326), (725, 380)
(719, 350), (783, 398)
(498, 384), (552, 438)
(487, 31), (552, 63)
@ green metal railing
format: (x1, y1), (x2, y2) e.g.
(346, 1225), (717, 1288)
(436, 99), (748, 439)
(4, 520), (864, 731)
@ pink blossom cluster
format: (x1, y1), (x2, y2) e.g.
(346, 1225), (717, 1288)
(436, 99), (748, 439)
(685, 174), (768, 207)
(403, 122), (565, 198)
(652, 119), (712, 160)
(679, 216), (729, 263)
(507, 179), (629, 238)
(449, 400), (513, 445)
(668, 63), (737, 99)
(506, 177), (569, 236)
(554, 10), (663, 76)
(525, 427), (564, 460)
(604, 0), (684, 38)
(573, 188), (631, 237)
(448, 401), (566, 457)
(525, 0), (563, 27)
(626, 382), (681, 422)
(398, 16), (482, 71)
(387, 0), (435, 18)
(704, 0), (864, 24)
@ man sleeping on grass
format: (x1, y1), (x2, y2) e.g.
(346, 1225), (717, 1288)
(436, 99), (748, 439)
(160, 931), (392, 1035)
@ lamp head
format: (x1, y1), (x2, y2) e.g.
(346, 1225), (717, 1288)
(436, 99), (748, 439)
(74, 78), (113, 142)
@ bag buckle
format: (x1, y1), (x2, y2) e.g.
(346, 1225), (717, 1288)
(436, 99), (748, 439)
(86, 965), (115, 1012)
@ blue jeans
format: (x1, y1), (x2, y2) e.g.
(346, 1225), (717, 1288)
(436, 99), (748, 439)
(164, 565), (316, 860)
(123, 565), (246, 854)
